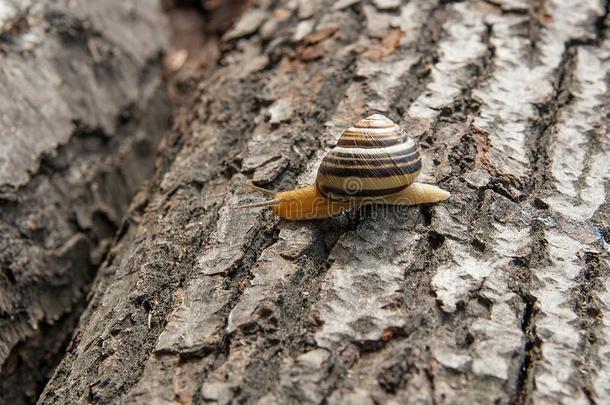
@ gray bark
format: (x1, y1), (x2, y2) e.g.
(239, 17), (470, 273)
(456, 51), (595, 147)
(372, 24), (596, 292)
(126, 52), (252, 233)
(39, 0), (610, 404)
(0, 0), (169, 403)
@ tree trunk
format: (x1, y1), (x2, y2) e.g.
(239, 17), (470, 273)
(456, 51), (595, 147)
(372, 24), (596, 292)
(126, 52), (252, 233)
(0, 0), (169, 403)
(40, 0), (610, 404)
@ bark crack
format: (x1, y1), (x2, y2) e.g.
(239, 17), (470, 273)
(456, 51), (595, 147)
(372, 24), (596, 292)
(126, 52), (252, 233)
(526, 45), (576, 197)
(571, 252), (609, 403)
(513, 293), (541, 405)
(392, 1), (451, 120)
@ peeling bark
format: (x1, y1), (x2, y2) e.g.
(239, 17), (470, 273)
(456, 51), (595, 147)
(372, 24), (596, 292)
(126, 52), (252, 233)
(37, 0), (610, 404)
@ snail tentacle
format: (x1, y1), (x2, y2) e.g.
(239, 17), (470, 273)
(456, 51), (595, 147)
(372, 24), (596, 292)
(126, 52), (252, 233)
(235, 199), (280, 209)
(244, 183), (277, 196)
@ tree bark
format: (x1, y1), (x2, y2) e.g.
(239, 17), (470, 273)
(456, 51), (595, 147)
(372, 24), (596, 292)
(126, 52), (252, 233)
(0, 0), (169, 403)
(40, 0), (610, 404)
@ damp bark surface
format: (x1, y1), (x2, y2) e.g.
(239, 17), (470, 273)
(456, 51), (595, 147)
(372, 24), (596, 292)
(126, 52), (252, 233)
(35, 0), (610, 404)
(0, 0), (170, 403)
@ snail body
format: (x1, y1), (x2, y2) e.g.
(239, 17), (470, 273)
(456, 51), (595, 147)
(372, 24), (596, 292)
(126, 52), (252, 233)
(244, 114), (449, 221)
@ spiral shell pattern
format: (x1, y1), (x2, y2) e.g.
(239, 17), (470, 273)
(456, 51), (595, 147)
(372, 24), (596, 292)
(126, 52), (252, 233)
(315, 114), (421, 201)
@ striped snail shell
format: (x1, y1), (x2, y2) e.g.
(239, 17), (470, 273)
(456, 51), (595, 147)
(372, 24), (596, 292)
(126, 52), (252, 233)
(240, 113), (449, 220)
(315, 114), (422, 201)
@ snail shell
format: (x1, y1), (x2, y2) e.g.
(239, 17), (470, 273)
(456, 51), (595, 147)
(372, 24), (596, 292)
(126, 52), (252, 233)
(315, 114), (421, 201)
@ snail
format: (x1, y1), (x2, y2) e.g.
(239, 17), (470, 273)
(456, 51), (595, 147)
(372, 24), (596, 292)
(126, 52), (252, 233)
(241, 114), (450, 220)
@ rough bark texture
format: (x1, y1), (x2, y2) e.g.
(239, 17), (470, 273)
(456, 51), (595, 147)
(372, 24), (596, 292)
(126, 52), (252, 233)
(39, 0), (610, 404)
(0, 0), (169, 403)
